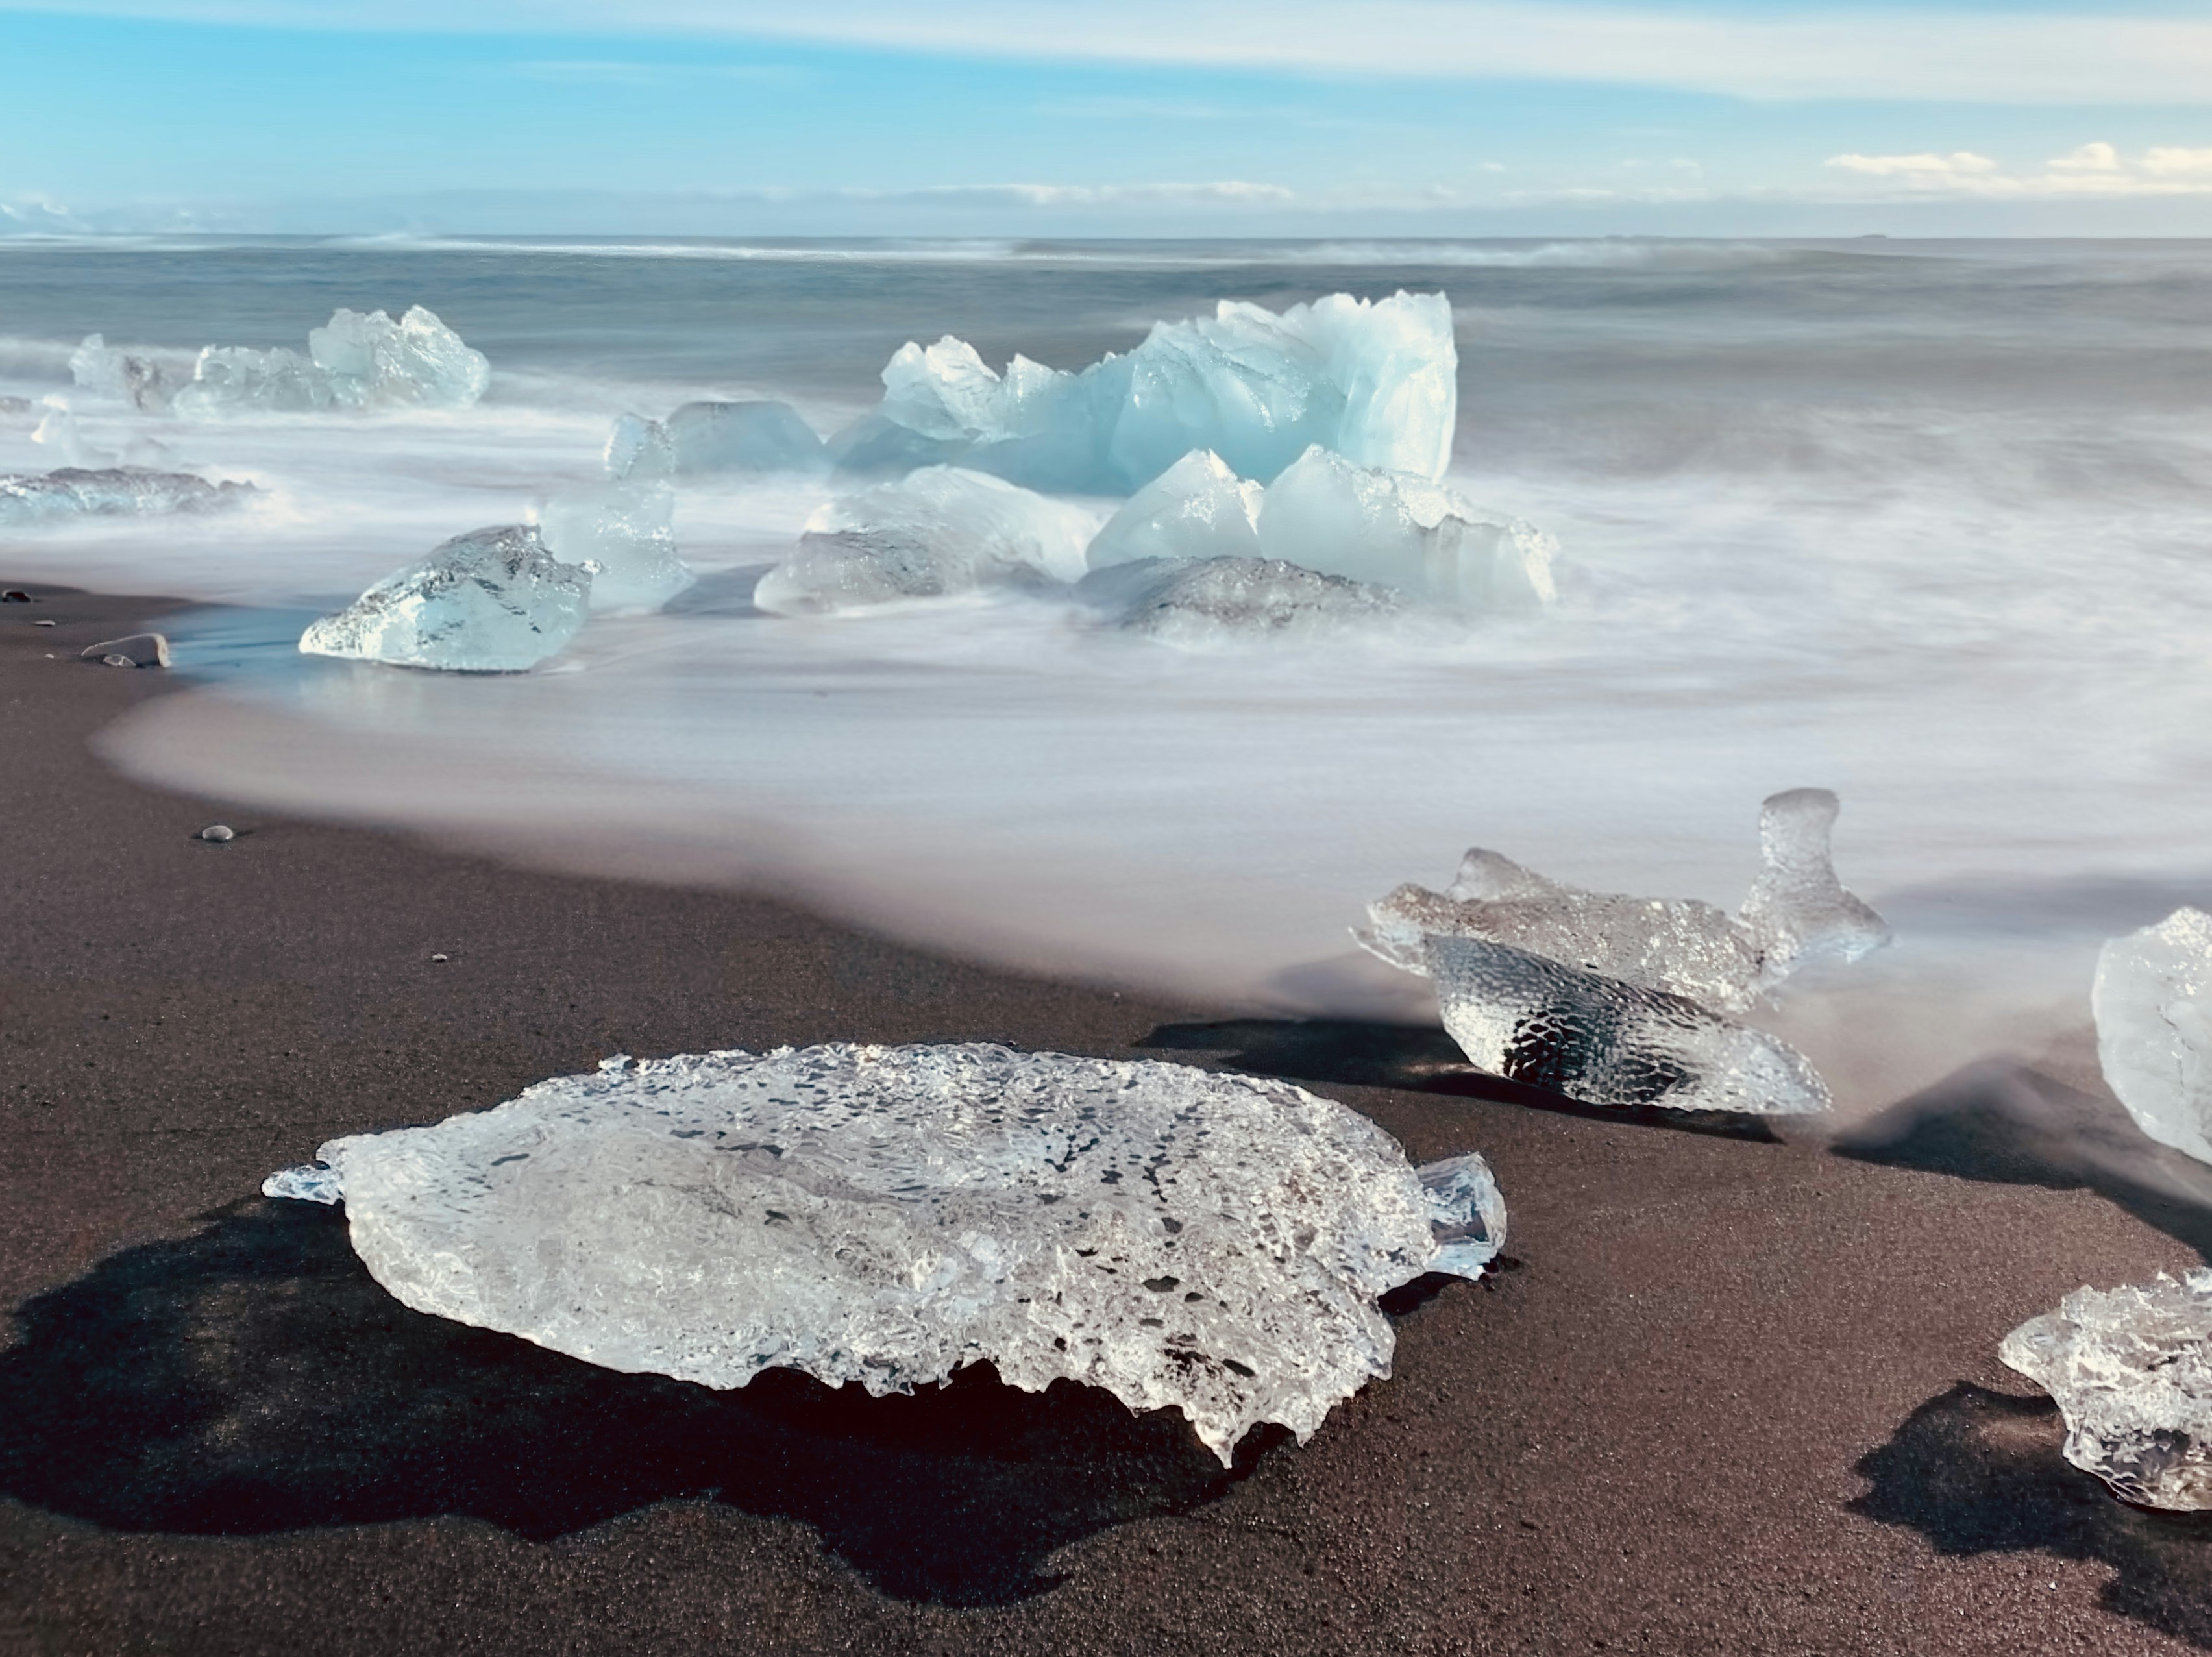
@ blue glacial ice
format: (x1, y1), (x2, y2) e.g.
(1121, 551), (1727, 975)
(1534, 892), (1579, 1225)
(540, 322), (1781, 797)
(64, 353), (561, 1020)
(538, 480), (693, 612)
(1086, 450), (1265, 569)
(752, 465), (1097, 615)
(835, 289), (1457, 495)
(0, 465), (256, 526)
(170, 307), (489, 417)
(606, 402), (828, 481)
(299, 524), (593, 672)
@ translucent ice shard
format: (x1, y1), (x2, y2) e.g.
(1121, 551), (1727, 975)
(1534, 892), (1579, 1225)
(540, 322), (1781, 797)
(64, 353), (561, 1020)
(69, 334), (175, 411)
(2000, 1270), (2212, 1510)
(604, 412), (674, 482)
(665, 400), (828, 476)
(1359, 789), (1889, 1011)
(1081, 556), (1406, 648)
(299, 524), (592, 672)
(753, 466), (1096, 615)
(262, 1042), (1506, 1464)
(538, 480), (693, 612)
(171, 306), (489, 417)
(2093, 907), (2212, 1166)
(262, 1163), (343, 1204)
(1426, 935), (1832, 1115)
(0, 466), (255, 527)
(846, 290), (1456, 495)
(1087, 450), (1264, 570)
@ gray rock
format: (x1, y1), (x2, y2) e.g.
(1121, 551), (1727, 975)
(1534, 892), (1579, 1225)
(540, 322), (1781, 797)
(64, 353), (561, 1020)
(80, 633), (170, 668)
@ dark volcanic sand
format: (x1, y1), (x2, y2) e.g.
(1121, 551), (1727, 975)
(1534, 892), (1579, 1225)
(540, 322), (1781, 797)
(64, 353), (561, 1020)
(4, 583), (2211, 1656)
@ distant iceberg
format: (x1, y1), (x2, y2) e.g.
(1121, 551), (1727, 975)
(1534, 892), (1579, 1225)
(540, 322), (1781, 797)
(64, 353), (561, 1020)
(833, 290), (1458, 495)
(0, 465), (255, 526)
(299, 524), (591, 672)
(171, 306), (489, 417)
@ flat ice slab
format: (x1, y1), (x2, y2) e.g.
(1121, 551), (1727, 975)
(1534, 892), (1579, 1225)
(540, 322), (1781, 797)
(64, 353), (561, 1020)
(0, 466), (255, 526)
(2002, 1270), (2212, 1510)
(299, 524), (593, 672)
(260, 1042), (1506, 1463)
(2094, 907), (2212, 1166)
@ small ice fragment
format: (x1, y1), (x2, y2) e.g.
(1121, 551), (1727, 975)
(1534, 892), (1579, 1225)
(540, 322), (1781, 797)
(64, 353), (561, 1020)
(1358, 789), (1887, 1011)
(604, 413), (674, 482)
(33, 619), (54, 627)
(197, 824), (234, 843)
(665, 400), (828, 476)
(292, 1042), (1508, 1464)
(1426, 934), (1832, 1115)
(79, 633), (170, 668)
(1087, 450), (1264, 570)
(538, 480), (693, 611)
(0, 467), (256, 528)
(172, 306), (487, 416)
(753, 466), (1095, 615)
(299, 525), (593, 673)
(430, 952), (449, 963)
(1079, 556), (1406, 648)
(2093, 907), (2212, 1165)
(264, 1163), (344, 1205)
(2000, 1270), (2212, 1510)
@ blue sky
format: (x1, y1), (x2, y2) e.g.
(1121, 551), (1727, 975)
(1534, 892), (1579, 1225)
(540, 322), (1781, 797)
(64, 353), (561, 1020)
(5, 1), (2212, 235)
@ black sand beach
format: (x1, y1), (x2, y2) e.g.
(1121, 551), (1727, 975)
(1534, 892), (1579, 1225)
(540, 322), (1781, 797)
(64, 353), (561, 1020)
(5, 583), (2209, 1655)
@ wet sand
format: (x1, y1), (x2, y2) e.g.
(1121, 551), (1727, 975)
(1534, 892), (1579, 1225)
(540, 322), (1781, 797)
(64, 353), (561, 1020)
(3, 582), (2209, 1655)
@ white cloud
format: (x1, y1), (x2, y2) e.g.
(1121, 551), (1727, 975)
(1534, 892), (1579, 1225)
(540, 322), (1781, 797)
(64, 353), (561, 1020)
(1827, 151), (1998, 178)
(2142, 147), (2212, 176)
(12, 1), (2212, 104)
(1824, 141), (2212, 196)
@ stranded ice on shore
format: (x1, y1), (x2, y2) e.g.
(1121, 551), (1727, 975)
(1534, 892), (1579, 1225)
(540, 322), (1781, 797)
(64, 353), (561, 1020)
(262, 1042), (1506, 1464)
(299, 524), (593, 672)
(2093, 907), (2212, 1166)
(0, 465), (256, 526)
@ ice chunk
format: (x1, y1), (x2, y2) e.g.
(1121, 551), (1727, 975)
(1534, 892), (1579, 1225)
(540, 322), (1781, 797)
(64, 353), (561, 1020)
(172, 306), (489, 417)
(2000, 1270), (2212, 1510)
(299, 524), (592, 672)
(69, 334), (175, 412)
(0, 466), (255, 527)
(2093, 907), (2212, 1166)
(852, 290), (1456, 494)
(262, 1163), (343, 1205)
(1081, 556), (1406, 648)
(1087, 450), (1264, 570)
(538, 480), (693, 612)
(264, 1044), (1505, 1464)
(666, 400), (828, 476)
(604, 413), (674, 482)
(1426, 935), (1832, 1115)
(1256, 446), (1556, 609)
(753, 465), (1096, 615)
(1358, 788), (1888, 1012)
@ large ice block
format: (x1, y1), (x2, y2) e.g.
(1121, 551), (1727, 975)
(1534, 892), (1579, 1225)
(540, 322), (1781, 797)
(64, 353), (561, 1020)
(2093, 907), (2212, 1165)
(0, 465), (255, 527)
(666, 400), (828, 476)
(260, 1042), (1507, 1465)
(1081, 556), (1405, 648)
(1425, 935), (1832, 1115)
(298, 524), (592, 672)
(172, 306), (489, 417)
(1359, 788), (1889, 1011)
(847, 290), (1457, 494)
(753, 465), (1096, 615)
(2001, 1270), (2212, 1510)
(537, 480), (693, 612)
(1086, 450), (1264, 570)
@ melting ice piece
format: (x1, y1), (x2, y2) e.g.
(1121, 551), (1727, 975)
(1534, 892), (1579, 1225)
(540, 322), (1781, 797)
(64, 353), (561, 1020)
(2093, 907), (2212, 1166)
(1080, 556), (1406, 648)
(1426, 935), (1832, 1115)
(260, 1042), (1506, 1464)
(171, 306), (489, 416)
(299, 524), (593, 672)
(538, 480), (693, 612)
(604, 413), (674, 482)
(1257, 446), (1556, 609)
(1359, 789), (1889, 1011)
(69, 334), (175, 412)
(753, 465), (1096, 615)
(842, 291), (1456, 495)
(1087, 450), (1264, 569)
(2001, 1271), (2212, 1510)
(666, 400), (828, 476)
(0, 466), (256, 527)
(262, 1163), (343, 1205)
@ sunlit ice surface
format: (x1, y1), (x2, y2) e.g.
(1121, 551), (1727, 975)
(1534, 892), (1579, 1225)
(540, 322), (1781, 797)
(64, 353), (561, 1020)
(8, 235), (2212, 1118)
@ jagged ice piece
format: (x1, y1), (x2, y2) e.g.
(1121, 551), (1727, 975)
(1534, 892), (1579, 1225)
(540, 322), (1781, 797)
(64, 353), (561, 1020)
(260, 1042), (1506, 1464)
(173, 306), (488, 416)
(0, 467), (255, 527)
(604, 413), (674, 482)
(69, 334), (175, 412)
(2094, 907), (2212, 1166)
(1426, 935), (1832, 1115)
(299, 524), (592, 672)
(1087, 450), (1264, 569)
(2001, 1270), (2212, 1510)
(1080, 556), (1406, 648)
(539, 480), (694, 612)
(666, 400), (828, 476)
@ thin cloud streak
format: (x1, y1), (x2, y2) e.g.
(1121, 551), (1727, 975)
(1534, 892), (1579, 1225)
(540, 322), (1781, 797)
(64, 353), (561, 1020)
(1825, 141), (2212, 196)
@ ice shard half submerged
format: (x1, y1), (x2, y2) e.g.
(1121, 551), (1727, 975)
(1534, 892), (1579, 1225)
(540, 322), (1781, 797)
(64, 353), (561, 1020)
(836, 291), (1458, 495)
(299, 524), (593, 672)
(170, 307), (489, 417)
(0, 466), (256, 526)
(1079, 556), (1407, 647)
(261, 1042), (1507, 1464)
(2001, 1271), (2212, 1510)
(2093, 907), (2212, 1166)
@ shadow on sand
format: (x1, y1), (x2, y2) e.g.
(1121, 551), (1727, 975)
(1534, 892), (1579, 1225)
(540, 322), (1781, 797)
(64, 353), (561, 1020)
(1139, 1018), (1784, 1142)
(1855, 1382), (2212, 1649)
(0, 1200), (1286, 1605)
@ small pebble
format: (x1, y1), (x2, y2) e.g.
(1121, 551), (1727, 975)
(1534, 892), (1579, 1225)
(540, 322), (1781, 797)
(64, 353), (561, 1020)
(430, 952), (450, 963)
(197, 824), (235, 843)
(34, 620), (55, 628)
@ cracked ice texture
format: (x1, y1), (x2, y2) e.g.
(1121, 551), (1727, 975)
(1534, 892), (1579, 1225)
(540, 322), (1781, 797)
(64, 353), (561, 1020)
(299, 524), (592, 672)
(262, 1042), (1506, 1464)
(171, 307), (489, 417)
(2094, 907), (2212, 1166)
(853, 291), (1456, 495)
(1081, 556), (1406, 648)
(1359, 789), (1889, 1013)
(2001, 1271), (2212, 1510)
(539, 480), (694, 612)
(0, 466), (255, 527)
(1425, 935), (1832, 1115)
(754, 466), (1096, 615)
